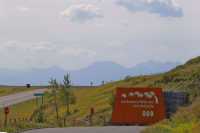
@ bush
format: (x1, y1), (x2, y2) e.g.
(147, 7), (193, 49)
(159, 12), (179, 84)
(142, 98), (200, 133)
(142, 124), (172, 133)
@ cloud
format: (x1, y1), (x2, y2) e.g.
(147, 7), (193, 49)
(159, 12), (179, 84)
(1, 41), (95, 57)
(61, 4), (103, 22)
(117, 0), (183, 17)
(0, 41), (96, 69)
(60, 47), (96, 57)
(17, 6), (30, 12)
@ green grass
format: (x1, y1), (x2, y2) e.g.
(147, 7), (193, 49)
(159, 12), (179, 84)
(0, 85), (113, 125)
(142, 98), (200, 133)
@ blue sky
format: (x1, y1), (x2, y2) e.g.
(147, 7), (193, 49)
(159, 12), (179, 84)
(0, 0), (199, 70)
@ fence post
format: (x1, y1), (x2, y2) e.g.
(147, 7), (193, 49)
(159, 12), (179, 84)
(4, 113), (8, 127)
(64, 118), (66, 127)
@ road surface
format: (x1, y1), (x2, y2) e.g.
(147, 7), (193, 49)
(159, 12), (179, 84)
(0, 89), (47, 108)
(23, 126), (145, 133)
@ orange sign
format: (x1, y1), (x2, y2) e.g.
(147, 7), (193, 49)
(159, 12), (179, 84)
(112, 87), (166, 125)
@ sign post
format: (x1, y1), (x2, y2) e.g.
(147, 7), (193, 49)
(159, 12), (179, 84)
(34, 93), (44, 107)
(34, 93), (44, 97)
(4, 107), (10, 127)
(89, 107), (95, 126)
(33, 93), (45, 122)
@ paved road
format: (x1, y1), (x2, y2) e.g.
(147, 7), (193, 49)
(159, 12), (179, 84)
(23, 126), (145, 133)
(0, 89), (47, 108)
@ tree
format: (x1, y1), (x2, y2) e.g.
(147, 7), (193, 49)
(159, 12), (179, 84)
(60, 74), (76, 116)
(109, 91), (116, 109)
(102, 80), (105, 85)
(48, 78), (59, 120)
(124, 75), (132, 82)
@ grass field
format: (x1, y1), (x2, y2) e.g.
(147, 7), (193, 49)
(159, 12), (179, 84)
(0, 85), (113, 126)
(0, 86), (47, 97)
(0, 86), (32, 97)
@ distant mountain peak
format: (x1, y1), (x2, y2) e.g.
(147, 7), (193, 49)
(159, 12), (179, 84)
(90, 61), (123, 66)
(0, 60), (180, 85)
(85, 61), (125, 70)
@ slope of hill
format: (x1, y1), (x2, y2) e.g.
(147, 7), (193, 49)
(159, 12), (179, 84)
(142, 97), (200, 133)
(0, 57), (199, 133)
(0, 61), (179, 85)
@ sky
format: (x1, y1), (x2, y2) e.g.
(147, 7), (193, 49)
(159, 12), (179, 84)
(0, 0), (200, 70)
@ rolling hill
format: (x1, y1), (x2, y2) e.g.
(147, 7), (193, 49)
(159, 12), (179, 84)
(1, 56), (200, 133)
(0, 61), (179, 86)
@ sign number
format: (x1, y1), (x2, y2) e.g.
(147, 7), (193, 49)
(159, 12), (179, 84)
(142, 110), (154, 117)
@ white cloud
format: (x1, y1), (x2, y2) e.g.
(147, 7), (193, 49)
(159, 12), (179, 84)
(107, 41), (126, 47)
(17, 6), (30, 12)
(61, 4), (103, 22)
(117, 0), (183, 17)
(60, 47), (96, 57)
(8, 41), (93, 57)
(0, 41), (96, 69)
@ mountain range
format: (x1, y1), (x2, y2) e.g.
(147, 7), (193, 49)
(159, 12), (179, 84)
(0, 61), (180, 86)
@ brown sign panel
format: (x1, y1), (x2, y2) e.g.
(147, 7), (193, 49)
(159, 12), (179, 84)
(112, 87), (166, 125)
(4, 107), (10, 114)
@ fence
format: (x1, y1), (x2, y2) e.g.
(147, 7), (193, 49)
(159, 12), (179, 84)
(164, 91), (189, 118)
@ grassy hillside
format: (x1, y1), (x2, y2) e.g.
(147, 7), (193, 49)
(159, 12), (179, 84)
(142, 97), (200, 133)
(1, 56), (200, 132)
